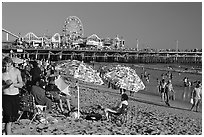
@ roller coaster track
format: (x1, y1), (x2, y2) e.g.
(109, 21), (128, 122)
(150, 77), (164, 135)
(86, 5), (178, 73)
(2, 28), (19, 39)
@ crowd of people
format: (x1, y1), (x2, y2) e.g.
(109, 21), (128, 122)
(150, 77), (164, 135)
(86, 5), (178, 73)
(141, 68), (202, 109)
(2, 56), (130, 135)
(2, 55), (202, 135)
(2, 56), (79, 134)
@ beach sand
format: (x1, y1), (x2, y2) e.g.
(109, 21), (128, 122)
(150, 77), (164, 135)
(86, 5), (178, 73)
(2, 63), (202, 135)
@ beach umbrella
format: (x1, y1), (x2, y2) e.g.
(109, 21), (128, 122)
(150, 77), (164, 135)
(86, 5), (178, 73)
(55, 60), (104, 118)
(55, 60), (104, 85)
(104, 65), (145, 92)
(55, 75), (80, 119)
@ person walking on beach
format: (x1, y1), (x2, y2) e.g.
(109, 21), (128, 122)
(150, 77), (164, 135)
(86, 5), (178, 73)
(160, 79), (166, 102)
(165, 80), (174, 106)
(183, 77), (188, 87)
(167, 80), (175, 100)
(2, 57), (23, 135)
(146, 74), (150, 83)
(119, 88), (126, 94)
(161, 73), (165, 80)
(170, 72), (173, 80)
(140, 73), (144, 80)
(157, 78), (161, 93)
(190, 82), (202, 112)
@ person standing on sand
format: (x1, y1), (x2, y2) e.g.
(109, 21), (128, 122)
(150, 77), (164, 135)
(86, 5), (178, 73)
(190, 82), (202, 112)
(2, 57), (23, 135)
(161, 73), (165, 80)
(140, 73), (144, 80)
(30, 61), (42, 83)
(157, 78), (161, 94)
(146, 74), (150, 83)
(160, 79), (166, 102)
(164, 80), (174, 106)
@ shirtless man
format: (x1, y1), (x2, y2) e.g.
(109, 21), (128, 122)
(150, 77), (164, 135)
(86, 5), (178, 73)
(2, 56), (23, 135)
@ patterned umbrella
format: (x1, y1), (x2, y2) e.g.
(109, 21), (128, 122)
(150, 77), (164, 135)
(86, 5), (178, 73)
(104, 65), (145, 92)
(55, 60), (104, 85)
(55, 60), (104, 119)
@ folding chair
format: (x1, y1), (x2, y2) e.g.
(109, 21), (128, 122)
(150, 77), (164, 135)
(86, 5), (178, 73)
(17, 88), (35, 123)
(29, 105), (47, 124)
(108, 104), (128, 125)
(17, 89), (47, 124)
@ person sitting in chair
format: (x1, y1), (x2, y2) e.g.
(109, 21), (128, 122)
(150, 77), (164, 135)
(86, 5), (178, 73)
(45, 76), (65, 113)
(30, 78), (52, 110)
(45, 76), (72, 113)
(104, 93), (128, 120)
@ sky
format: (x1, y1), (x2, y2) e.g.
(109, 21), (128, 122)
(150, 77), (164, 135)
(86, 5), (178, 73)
(2, 2), (202, 50)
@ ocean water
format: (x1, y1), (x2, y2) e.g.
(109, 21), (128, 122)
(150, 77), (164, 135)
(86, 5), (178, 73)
(133, 64), (201, 103)
(92, 62), (202, 105)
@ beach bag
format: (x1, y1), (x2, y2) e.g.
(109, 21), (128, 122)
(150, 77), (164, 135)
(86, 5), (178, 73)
(85, 113), (102, 121)
(190, 98), (194, 104)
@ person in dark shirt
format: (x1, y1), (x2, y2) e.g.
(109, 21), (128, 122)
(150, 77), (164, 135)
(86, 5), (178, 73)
(30, 61), (42, 84)
(30, 78), (52, 110)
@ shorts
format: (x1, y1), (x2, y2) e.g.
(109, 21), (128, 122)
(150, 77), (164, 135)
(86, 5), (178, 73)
(160, 88), (165, 93)
(193, 98), (201, 106)
(2, 94), (20, 123)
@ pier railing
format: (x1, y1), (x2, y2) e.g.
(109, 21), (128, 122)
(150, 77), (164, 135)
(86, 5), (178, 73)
(2, 46), (201, 65)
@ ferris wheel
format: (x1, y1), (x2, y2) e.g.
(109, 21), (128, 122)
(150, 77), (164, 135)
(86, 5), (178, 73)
(63, 16), (84, 40)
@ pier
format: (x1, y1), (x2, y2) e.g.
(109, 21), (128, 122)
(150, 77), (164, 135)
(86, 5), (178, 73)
(2, 43), (202, 65)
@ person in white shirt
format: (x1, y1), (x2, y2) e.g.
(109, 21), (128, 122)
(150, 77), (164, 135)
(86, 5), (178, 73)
(190, 82), (202, 112)
(164, 80), (174, 106)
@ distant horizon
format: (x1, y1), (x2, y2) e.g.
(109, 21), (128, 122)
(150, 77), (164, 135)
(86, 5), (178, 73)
(2, 2), (202, 50)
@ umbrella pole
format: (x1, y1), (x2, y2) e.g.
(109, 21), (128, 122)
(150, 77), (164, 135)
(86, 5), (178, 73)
(77, 82), (80, 119)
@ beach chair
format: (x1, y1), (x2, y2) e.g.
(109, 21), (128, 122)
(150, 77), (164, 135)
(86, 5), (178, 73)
(17, 88), (35, 123)
(108, 104), (128, 125)
(30, 105), (47, 124)
(17, 88), (47, 124)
